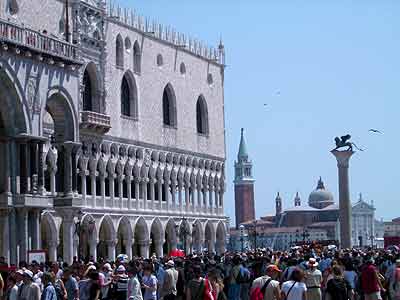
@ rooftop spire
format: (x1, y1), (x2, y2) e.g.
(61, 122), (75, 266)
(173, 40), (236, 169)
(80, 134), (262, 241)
(294, 192), (301, 206)
(238, 128), (249, 161)
(317, 177), (325, 190)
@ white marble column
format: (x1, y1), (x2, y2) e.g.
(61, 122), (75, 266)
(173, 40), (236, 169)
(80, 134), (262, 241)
(331, 150), (354, 249)
(214, 188), (219, 215)
(89, 239), (98, 262)
(60, 210), (75, 264)
(209, 185), (214, 214)
(139, 241), (149, 258)
(124, 239), (132, 260)
(178, 183), (183, 212)
(185, 185), (190, 212)
(106, 240), (116, 261)
(17, 208), (28, 262)
(155, 239), (163, 258)
(48, 240), (58, 262)
(109, 174), (115, 207)
(164, 180), (170, 211)
(0, 211), (9, 262)
(197, 183), (202, 213)
(142, 179), (148, 210)
(135, 179), (140, 210)
(157, 179), (163, 211)
(171, 180), (177, 211)
(150, 178), (155, 210)
(118, 175), (124, 209)
(126, 176), (132, 210)
(80, 171), (87, 205)
(31, 210), (41, 250)
(203, 187), (208, 214)
(90, 173), (96, 208)
(100, 174), (106, 208)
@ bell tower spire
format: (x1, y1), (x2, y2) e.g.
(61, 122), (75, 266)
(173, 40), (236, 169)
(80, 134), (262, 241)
(234, 128), (255, 228)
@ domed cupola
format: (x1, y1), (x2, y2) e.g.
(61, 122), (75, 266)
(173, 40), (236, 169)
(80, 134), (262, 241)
(308, 177), (334, 209)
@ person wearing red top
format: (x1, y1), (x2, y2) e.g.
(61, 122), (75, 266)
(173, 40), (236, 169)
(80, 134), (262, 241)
(361, 258), (385, 300)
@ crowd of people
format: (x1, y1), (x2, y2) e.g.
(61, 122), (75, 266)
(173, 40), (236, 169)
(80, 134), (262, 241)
(0, 244), (399, 300)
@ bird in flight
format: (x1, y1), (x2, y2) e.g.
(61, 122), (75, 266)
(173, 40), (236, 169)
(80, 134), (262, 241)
(369, 129), (383, 134)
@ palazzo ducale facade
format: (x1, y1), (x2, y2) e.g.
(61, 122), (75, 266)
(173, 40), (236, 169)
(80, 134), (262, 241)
(0, 0), (228, 265)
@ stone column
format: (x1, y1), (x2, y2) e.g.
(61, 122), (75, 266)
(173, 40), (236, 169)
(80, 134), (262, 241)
(59, 210), (75, 264)
(106, 240), (116, 261)
(100, 174), (106, 207)
(178, 183), (183, 212)
(29, 141), (38, 193)
(143, 179), (148, 210)
(9, 141), (18, 194)
(90, 173), (96, 207)
(71, 148), (79, 195)
(89, 239), (98, 262)
(80, 171), (87, 205)
(38, 141), (45, 194)
(17, 208), (28, 262)
(157, 179), (163, 211)
(118, 175), (123, 209)
(109, 174), (115, 207)
(0, 211), (10, 262)
(203, 187), (208, 214)
(171, 180), (176, 211)
(126, 176), (132, 210)
(135, 179), (140, 210)
(164, 180), (170, 211)
(185, 185), (190, 213)
(149, 178), (155, 210)
(9, 209), (17, 265)
(197, 183), (202, 212)
(19, 142), (30, 194)
(209, 185), (214, 214)
(124, 239), (133, 260)
(48, 240), (58, 262)
(155, 239), (163, 258)
(63, 143), (75, 197)
(214, 187), (219, 215)
(31, 210), (41, 250)
(139, 241), (149, 258)
(331, 150), (354, 249)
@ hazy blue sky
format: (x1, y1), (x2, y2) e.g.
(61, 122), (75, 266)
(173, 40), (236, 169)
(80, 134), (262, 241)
(120, 0), (400, 223)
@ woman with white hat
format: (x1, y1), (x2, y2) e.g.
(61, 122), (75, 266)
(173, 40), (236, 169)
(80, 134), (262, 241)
(305, 258), (322, 300)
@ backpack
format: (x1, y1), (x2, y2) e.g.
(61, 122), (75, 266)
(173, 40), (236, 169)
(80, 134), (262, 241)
(250, 278), (272, 300)
(236, 267), (251, 284)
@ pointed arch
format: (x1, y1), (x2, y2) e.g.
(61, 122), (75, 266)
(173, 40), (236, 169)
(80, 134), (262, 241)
(216, 221), (227, 254)
(162, 83), (177, 127)
(116, 216), (133, 255)
(196, 95), (209, 135)
(121, 71), (138, 118)
(133, 41), (141, 74)
(82, 62), (101, 112)
(116, 34), (124, 68)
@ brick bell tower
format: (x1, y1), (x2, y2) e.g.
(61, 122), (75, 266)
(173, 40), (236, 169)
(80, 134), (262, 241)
(234, 128), (255, 228)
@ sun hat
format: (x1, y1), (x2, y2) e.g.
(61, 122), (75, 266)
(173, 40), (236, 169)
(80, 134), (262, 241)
(166, 260), (175, 267)
(23, 270), (33, 279)
(116, 265), (126, 273)
(308, 258), (319, 267)
(103, 263), (112, 271)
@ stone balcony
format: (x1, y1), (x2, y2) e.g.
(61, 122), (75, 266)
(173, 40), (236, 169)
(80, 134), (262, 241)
(0, 18), (80, 64)
(80, 111), (111, 133)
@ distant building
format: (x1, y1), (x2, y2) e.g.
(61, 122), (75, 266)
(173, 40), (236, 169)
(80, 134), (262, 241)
(384, 218), (400, 248)
(351, 194), (375, 247)
(234, 129), (255, 228)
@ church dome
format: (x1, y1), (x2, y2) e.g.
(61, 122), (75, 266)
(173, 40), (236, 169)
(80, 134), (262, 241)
(308, 177), (334, 209)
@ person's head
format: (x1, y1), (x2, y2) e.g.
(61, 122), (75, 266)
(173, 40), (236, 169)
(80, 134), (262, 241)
(51, 262), (59, 273)
(31, 261), (40, 273)
(143, 264), (153, 276)
(266, 265), (282, 280)
(289, 268), (304, 282)
(22, 270), (33, 284)
(103, 263), (112, 273)
(88, 271), (99, 281)
(332, 265), (343, 277)
(192, 264), (202, 279)
(7, 275), (17, 287)
(63, 268), (72, 280)
(308, 258), (318, 270)
(42, 272), (54, 286)
(116, 265), (126, 275)
(207, 269), (220, 283)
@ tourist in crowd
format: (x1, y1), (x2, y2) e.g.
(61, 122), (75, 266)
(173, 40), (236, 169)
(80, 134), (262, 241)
(141, 264), (157, 300)
(113, 265), (129, 300)
(160, 260), (178, 300)
(250, 264), (281, 300)
(186, 264), (204, 300)
(6, 275), (19, 300)
(127, 262), (143, 300)
(62, 268), (78, 300)
(99, 263), (113, 300)
(325, 265), (353, 300)
(18, 269), (41, 300)
(281, 268), (307, 300)
(305, 258), (322, 300)
(40, 272), (57, 300)
(228, 255), (243, 300)
(361, 257), (386, 300)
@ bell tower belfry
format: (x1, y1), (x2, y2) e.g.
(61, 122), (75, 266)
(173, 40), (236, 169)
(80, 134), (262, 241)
(234, 128), (255, 228)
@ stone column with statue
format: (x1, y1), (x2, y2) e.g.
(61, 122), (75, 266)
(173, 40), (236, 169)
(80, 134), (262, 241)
(331, 134), (362, 249)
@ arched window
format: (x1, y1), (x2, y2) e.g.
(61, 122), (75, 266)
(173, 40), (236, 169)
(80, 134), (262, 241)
(196, 95), (209, 135)
(120, 72), (138, 118)
(7, 0), (19, 15)
(133, 41), (141, 74)
(83, 69), (92, 111)
(116, 34), (124, 68)
(162, 84), (177, 127)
